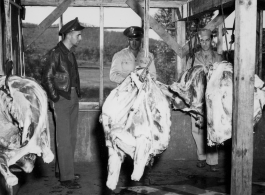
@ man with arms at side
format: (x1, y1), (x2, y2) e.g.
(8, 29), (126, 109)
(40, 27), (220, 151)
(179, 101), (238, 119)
(110, 26), (156, 84)
(186, 29), (223, 172)
(42, 17), (84, 189)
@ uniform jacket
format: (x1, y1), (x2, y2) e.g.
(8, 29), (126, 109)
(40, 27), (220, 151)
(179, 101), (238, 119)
(42, 41), (81, 102)
(110, 47), (157, 84)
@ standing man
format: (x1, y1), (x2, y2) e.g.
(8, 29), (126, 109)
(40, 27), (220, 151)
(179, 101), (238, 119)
(110, 26), (156, 84)
(186, 29), (223, 172)
(42, 17), (84, 189)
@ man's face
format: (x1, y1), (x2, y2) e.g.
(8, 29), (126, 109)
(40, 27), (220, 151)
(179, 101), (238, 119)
(128, 37), (142, 51)
(199, 35), (212, 51)
(69, 30), (82, 47)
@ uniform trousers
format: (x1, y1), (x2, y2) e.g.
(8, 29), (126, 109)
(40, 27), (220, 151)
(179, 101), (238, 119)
(54, 88), (79, 181)
(191, 117), (218, 165)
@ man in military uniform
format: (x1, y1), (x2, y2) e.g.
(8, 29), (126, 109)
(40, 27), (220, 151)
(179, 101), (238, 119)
(187, 29), (223, 172)
(42, 17), (84, 189)
(110, 26), (156, 84)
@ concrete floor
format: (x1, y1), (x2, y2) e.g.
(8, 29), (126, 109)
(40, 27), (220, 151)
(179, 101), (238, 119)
(1, 156), (265, 195)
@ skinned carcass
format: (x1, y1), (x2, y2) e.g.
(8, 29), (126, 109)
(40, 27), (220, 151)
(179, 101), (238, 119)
(205, 61), (265, 146)
(169, 65), (207, 128)
(100, 69), (171, 190)
(0, 74), (54, 187)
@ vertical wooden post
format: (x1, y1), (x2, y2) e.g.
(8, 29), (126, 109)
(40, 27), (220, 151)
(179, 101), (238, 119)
(143, 0), (149, 56)
(217, 24), (223, 55)
(4, 0), (12, 65)
(59, 15), (63, 42)
(0, 1), (4, 74)
(18, 12), (23, 76)
(231, 0), (257, 195)
(257, 10), (263, 78)
(99, 6), (104, 108)
(175, 8), (186, 80)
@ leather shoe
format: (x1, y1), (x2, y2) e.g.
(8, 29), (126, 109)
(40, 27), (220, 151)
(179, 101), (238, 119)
(60, 180), (81, 189)
(210, 165), (220, 172)
(55, 172), (80, 180)
(196, 160), (206, 168)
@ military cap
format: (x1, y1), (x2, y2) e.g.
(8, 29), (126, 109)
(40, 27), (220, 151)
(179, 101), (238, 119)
(59, 17), (85, 36)
(198, 29), (212, 38)
(123, 26), (144, 38)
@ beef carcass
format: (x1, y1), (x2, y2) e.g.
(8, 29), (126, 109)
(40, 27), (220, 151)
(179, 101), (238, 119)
(100, 69), (171, 190)
(0, 74), (54, 187)
(169, 65), (207, 128)
(206, 61), (265, 146)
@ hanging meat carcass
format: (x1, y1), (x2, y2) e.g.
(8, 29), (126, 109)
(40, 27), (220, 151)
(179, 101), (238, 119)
(169, 65), (207, 128)
(205, 61), (265, 146)
(0, 69), (54, 187)
(100, 69), (171, 190)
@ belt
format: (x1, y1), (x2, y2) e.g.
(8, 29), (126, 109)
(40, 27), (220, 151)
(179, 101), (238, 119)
(71, 87), (76, 89)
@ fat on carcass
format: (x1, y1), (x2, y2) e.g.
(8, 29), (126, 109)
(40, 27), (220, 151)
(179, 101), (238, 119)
(0, 72), (54, 187)
(100, 68), (171, 190)
(169, 65), (207, 128)
(206, 61), (265, 146)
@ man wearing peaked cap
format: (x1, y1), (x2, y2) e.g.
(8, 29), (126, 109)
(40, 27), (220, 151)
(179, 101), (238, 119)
(110, 26), (157, 84)
(123, 26), (143, 38)
(185, 28), (223, 172)
(42, 17), (85, 189)
(59, 17), (85, 36)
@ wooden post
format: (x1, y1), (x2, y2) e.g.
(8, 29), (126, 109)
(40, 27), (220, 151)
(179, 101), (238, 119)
(59, 15), (63, 42)
(4, 0), (12, 65)
(257, 10), (263, 79)
(143, 0), (149, 56)
(0, 1), (4, 74)
(99, 6), (104, 108)
(217, 24), (223, 55)
(231, 0), (257, 195)
(175, 8), (186, 80)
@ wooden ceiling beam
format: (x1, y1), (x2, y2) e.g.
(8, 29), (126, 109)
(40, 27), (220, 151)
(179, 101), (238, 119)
(181, 0), (234, 20)
(21, 0), (187, 8)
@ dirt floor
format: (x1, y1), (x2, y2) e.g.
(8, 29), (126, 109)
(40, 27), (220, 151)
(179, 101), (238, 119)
(1, 157), (265, 195)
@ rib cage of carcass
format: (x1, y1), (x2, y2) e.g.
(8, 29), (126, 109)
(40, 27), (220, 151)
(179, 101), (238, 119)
(0, 74), (54, 187)
(100, 69), (171, 190)
(206, 61), (265, 146)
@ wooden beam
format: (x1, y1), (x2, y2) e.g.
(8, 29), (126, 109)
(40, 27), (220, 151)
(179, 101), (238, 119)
(25, 0), (72, 48)
(217, 24), (223, 55)
(186, 0), (234, 19)
(257, 10), (263, 79)
(0, 1), (4, 74)
(21, 0), (187, 8)
(4, 0), (12, 64)
(99, 6), (104, 108)
(182, 8), (233, 57)
(126, 0), (183, 58)
(231, 0), (257, 195)
(174, 8), (186, 80)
